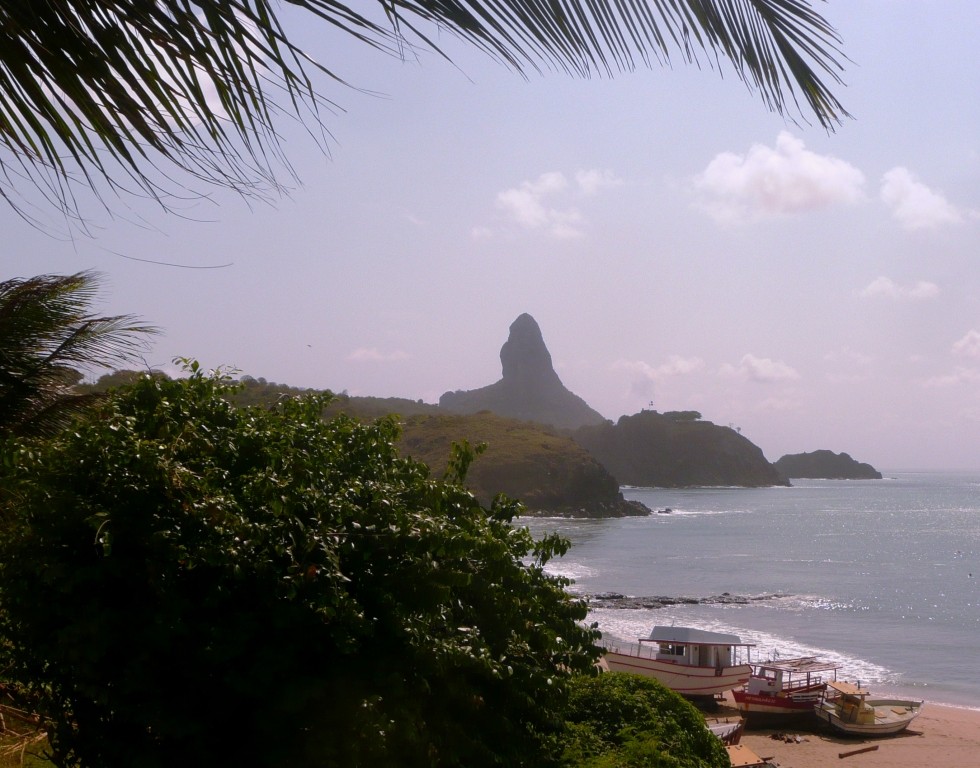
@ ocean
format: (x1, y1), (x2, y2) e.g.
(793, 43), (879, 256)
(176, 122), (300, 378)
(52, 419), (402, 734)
(518, 471), (980, 709)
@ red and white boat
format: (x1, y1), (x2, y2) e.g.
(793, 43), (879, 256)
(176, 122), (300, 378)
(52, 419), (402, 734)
(602, 626), (754, 697)
(732, 656), (840, 721)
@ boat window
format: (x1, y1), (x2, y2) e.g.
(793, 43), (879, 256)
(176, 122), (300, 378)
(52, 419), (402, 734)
(658, 643), (685, 656)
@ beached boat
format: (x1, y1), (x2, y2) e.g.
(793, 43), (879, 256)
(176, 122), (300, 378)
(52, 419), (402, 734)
(602, 626), (754, 697)
(725, 744), (777, 768)
(732, 656), (841, 721)
(705, 716), (745, 745)
(814, 680), (922, 736)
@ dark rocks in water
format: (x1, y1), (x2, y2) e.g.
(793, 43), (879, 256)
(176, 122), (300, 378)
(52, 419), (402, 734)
(585, 592), (791, 610)
(774, 450), (882, 480)
(439, 313), (606, 431)
(573, 409), (788, 488)
(523, 498), (650, 519)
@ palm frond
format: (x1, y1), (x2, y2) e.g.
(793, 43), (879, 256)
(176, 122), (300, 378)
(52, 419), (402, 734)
(0, 271), (157, 437)
(0, 0), (848, 223)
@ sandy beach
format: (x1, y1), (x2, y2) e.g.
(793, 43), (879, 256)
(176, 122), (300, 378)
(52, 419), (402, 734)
(715, 694), (980, 768)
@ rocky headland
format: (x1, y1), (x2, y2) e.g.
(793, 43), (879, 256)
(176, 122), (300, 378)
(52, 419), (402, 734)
(573, 409), (788, 488)
(773, 450), (882, 480)
(397, 411), (649, 518)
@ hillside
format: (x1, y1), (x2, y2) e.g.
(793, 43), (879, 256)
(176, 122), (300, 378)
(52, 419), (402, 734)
(774, 450), (882, 480)
(573, 410), (788, 488)
(388, 411), (648, 517)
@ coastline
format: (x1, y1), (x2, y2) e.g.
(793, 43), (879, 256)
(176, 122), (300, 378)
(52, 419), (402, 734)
(716, 694), (980, 768)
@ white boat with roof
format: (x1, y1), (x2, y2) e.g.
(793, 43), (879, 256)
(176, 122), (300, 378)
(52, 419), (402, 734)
(602, 626), (754, 697)
(814, 680), (922, 736)
(732, 656), (841, 720)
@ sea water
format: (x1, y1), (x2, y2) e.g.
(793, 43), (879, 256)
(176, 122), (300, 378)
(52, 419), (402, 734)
(518, 472), (980, 709)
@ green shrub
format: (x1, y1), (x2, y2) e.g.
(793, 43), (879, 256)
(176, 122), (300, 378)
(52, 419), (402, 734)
(560, 673), (729, 768)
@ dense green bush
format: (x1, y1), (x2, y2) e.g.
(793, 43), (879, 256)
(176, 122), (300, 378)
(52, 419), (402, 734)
(0, 366), (600, 767)
(561, 673), (729, 768)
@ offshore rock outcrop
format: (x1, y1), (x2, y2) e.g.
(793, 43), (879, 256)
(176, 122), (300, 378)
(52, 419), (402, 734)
(774, 450), (882, 480)
(439, 313), (606, 431)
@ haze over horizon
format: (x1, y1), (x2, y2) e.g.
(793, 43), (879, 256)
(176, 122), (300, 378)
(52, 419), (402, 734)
(4, 2), (980, 472)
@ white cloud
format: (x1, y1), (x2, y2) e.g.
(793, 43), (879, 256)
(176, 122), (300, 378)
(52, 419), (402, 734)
(880, 167), (962, 230)
(719, 354), (800, 382)
(575, 169), (622, 195)
(347, 348), (409, 363)
(613, 356), (704, 402)
(952, 330), (980, 358)
(858, 276), (940, 300)
(613, 355), (705, 380)
(494, 168), (621, 238)
(693, 132), (865, 223)
(921, 367), (980, 387)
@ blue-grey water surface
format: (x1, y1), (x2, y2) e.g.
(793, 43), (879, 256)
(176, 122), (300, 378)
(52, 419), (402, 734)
(519, 472), (980, 708)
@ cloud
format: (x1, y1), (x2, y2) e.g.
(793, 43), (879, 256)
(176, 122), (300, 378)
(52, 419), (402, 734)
(613, 355), (705, 381)
(575, 169), (622, 195)
(719, 354), (800, 382)
(858, 276), (940, 300)
(693, 132), (865, 223)
(880, 167), (962, 230)
(921, 367), (980, 387)
(613, 356), (704, 402)
(347, 347), (409, 363)
(952, 330), (980, 358)
(494, 169), (621, 238)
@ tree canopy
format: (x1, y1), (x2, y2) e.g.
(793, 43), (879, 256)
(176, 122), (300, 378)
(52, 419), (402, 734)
(0, 366), (600, 767)
(0, 0), (848, 224)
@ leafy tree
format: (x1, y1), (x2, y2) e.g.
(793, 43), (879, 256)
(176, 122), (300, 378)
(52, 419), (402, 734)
(560, 673), (727, 768)
(0, 272), (155, 437)
(1, 1), (848, 223)
(0, 366), (600, 767)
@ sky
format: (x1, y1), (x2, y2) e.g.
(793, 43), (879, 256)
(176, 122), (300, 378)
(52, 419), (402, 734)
(4, 1), (980, 472)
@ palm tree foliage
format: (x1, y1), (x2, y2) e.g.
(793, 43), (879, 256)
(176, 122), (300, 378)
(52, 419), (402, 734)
(0, 271), (156, 437)
(0, 0), (848, 222)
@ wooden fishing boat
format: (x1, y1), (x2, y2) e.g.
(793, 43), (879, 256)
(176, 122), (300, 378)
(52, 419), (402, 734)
(602, 626), (754, 697)
(814, 680), (923, 736)
(732, 656), (840, 721)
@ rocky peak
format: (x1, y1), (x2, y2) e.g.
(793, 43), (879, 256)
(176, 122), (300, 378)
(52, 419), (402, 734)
(438, 314), (606, 431)
(500, 313), (560, 384)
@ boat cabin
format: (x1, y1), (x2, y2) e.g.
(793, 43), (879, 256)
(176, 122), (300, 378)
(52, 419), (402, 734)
(639, 626), (753, 669)
(824, 681), (876, 725)
(745, 657), (840, 697)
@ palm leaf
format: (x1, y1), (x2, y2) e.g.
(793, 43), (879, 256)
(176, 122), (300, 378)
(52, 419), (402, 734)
(0, 271), (157, 437)
(0, 0), (848, 221)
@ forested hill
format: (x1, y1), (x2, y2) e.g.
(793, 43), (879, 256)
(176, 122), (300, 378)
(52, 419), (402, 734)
(573, 410), (788, 488)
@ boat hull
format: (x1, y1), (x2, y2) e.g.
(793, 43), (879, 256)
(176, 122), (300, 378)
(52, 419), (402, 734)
(604, 651), (752, 696)
(814, 699), (922, 736)
(732, 688), (825, 719)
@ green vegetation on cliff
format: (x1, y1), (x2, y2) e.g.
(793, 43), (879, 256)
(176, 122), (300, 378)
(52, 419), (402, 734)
(397, 412), (648, 517)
